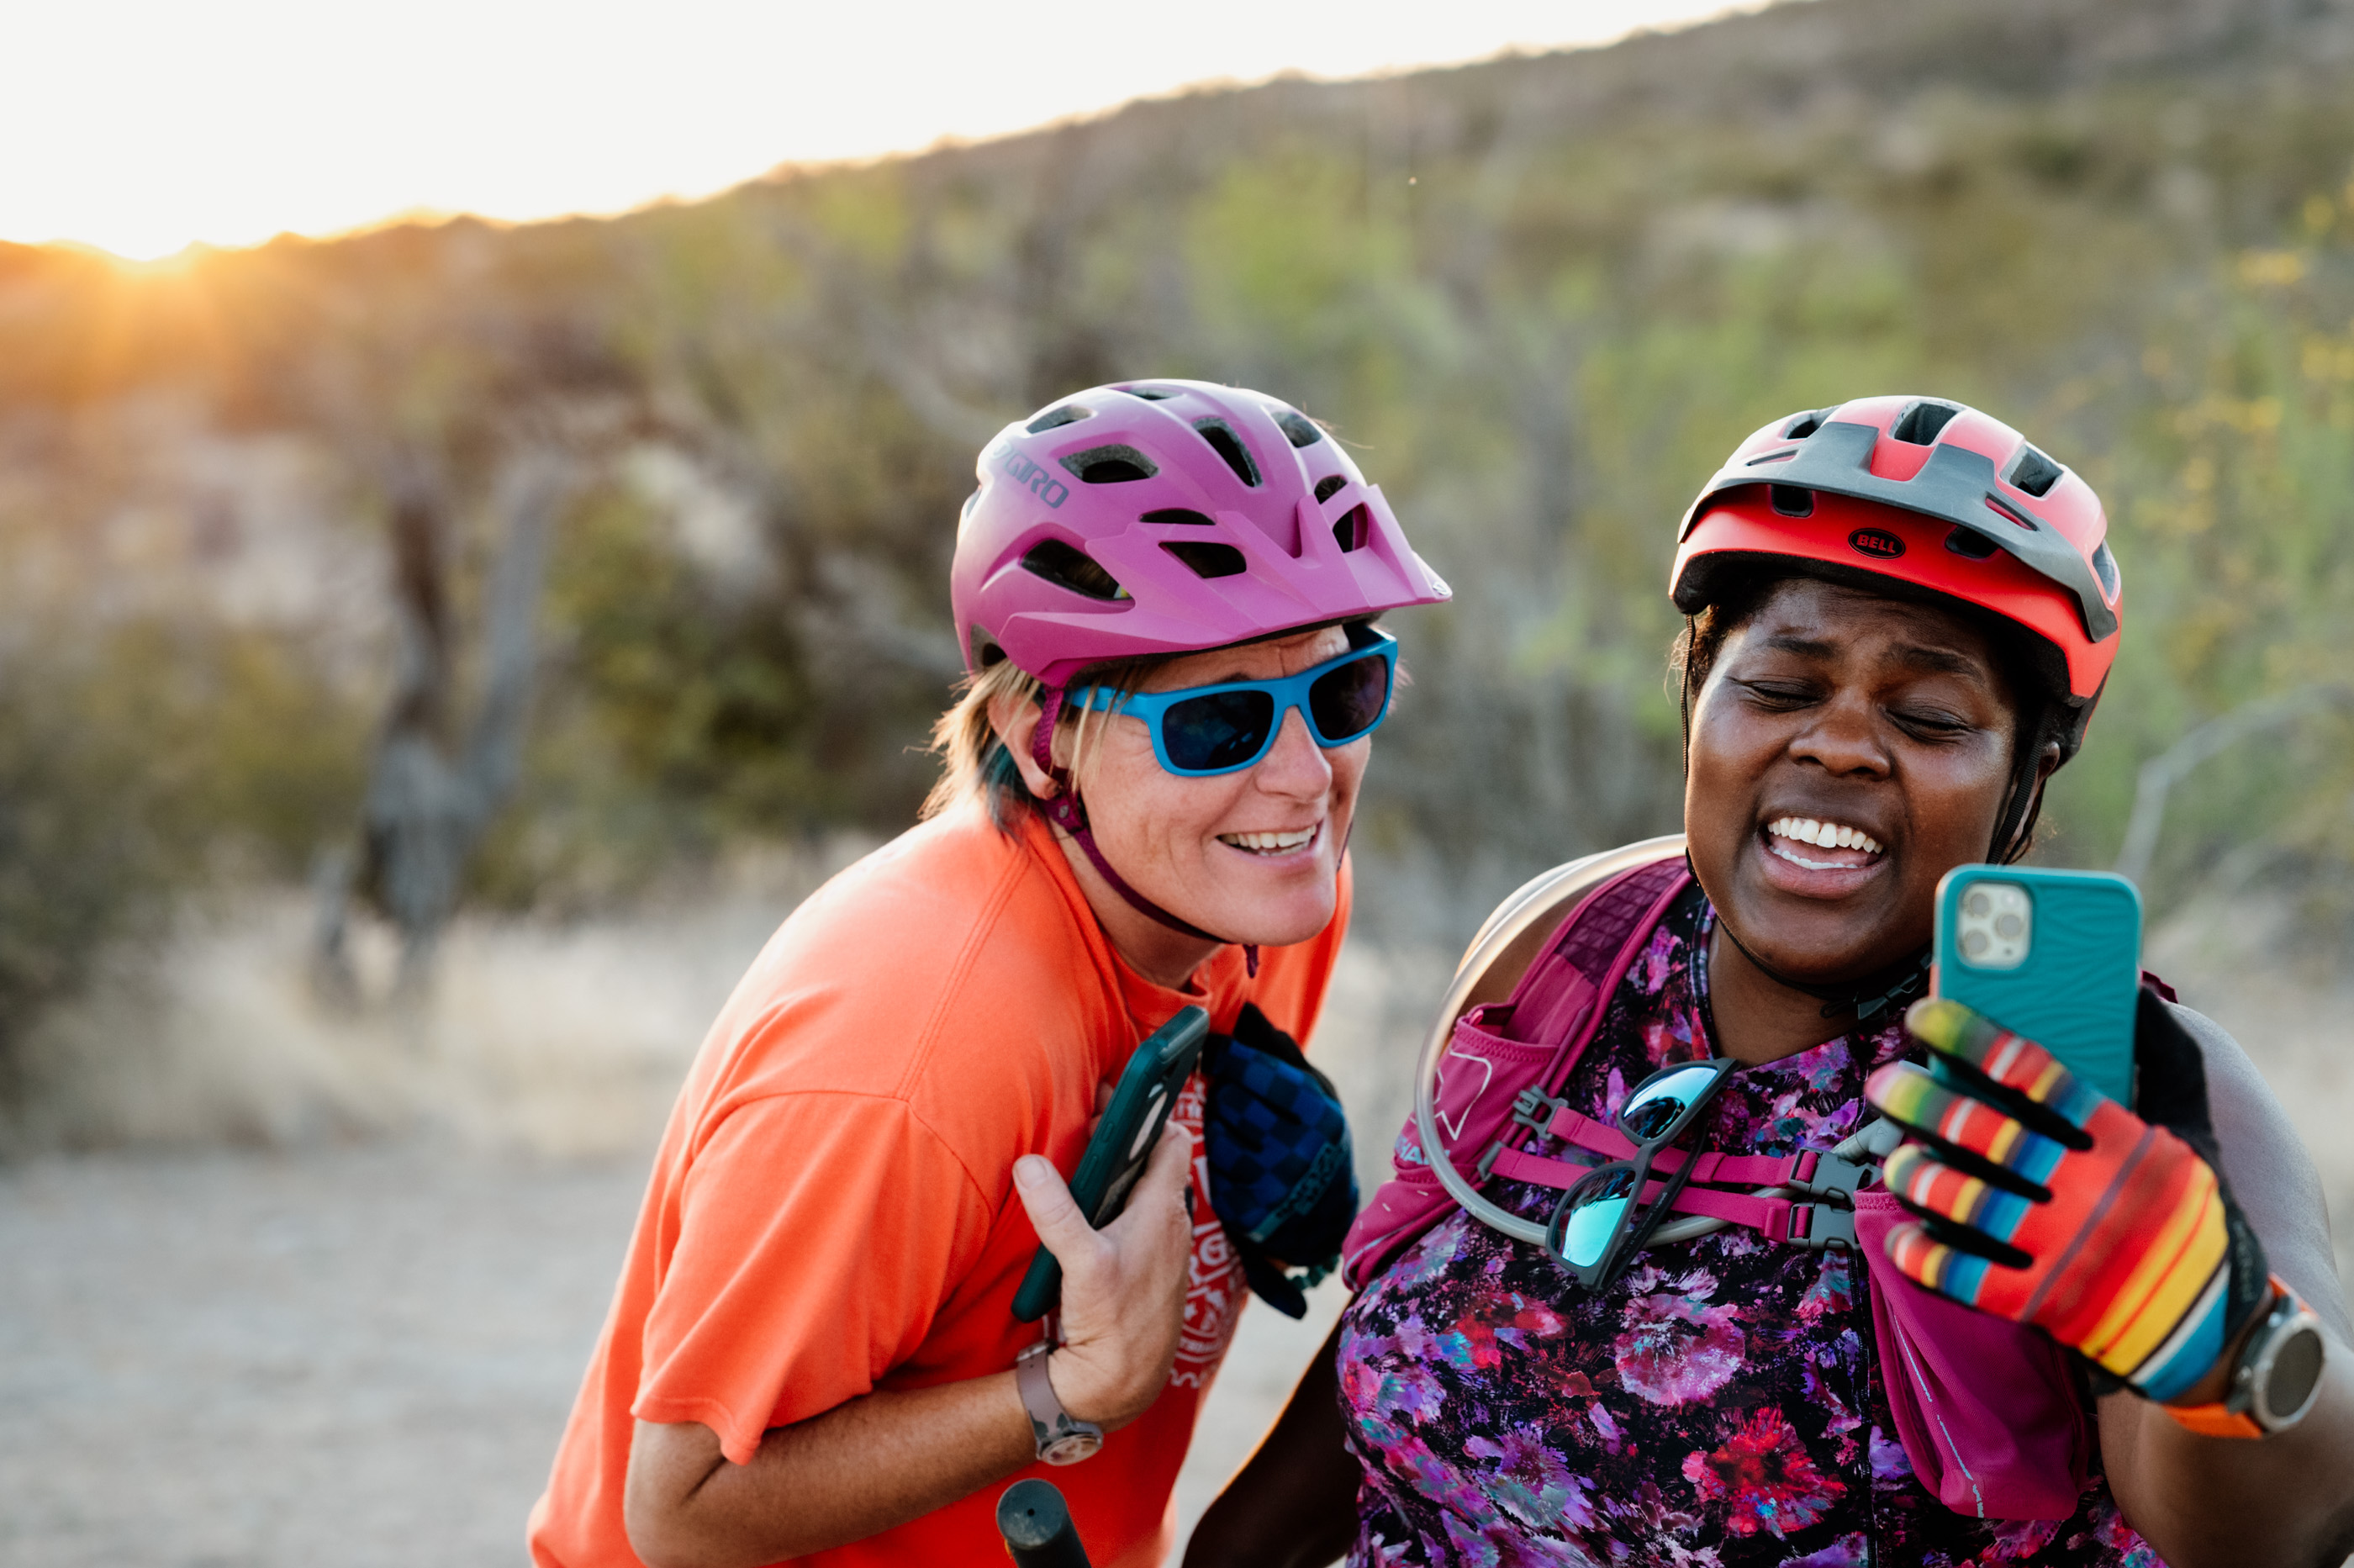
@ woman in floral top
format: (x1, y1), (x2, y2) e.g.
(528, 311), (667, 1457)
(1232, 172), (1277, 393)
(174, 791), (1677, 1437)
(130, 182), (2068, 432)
(1186, 399), (2354, 1568)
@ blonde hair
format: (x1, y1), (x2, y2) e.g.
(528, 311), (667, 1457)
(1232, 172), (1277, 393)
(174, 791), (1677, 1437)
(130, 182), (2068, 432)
(921, 656), (1154, 828)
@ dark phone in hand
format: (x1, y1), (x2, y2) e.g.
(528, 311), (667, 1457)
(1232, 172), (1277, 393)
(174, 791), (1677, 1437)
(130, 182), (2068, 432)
(1010, 1006), (1208, 1324)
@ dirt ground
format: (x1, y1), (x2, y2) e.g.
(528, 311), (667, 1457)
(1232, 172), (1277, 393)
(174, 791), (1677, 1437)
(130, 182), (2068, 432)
(0, 884), (2344, 1566)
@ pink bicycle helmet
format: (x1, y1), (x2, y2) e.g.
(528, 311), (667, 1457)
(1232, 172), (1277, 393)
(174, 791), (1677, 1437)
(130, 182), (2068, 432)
(953, 379), (1450, 686)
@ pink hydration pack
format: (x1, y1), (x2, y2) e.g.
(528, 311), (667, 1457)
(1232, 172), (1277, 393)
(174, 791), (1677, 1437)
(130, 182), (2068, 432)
(1340, 850), (2093, 1522)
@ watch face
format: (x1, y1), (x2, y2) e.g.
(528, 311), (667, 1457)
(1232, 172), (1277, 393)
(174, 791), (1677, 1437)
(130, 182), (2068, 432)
(2258, 1322), (2327, 1429)
(1042, 1432), (1102, 1466)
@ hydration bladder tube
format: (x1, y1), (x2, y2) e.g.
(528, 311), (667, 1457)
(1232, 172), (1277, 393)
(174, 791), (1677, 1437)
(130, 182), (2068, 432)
(1412, 841), (1674, 1249)
(1412, 835), (1897, 1253)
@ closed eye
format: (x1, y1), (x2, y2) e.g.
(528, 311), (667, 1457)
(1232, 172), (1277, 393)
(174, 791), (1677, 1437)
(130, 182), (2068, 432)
(1887, 706), (1975, 740)
(1732, 678), (1820, 710)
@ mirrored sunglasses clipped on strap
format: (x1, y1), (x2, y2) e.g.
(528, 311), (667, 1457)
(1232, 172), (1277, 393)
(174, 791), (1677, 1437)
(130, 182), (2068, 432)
(1544, 1057), (1739, 1292)
(1066, 625), (1397, 778)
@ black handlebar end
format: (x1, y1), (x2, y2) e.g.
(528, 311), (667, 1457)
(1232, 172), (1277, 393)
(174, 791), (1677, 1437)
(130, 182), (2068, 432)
(997, 1478), (1090, 1567)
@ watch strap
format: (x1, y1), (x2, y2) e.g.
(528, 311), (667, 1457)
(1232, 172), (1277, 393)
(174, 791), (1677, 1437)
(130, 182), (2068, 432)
(2158, 1398), (2266, 1439)
(1016, 1340), (1103, 1465)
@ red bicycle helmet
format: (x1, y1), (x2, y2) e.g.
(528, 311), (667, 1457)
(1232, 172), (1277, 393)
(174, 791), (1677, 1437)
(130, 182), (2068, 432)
(1671, 395), (2121, 758)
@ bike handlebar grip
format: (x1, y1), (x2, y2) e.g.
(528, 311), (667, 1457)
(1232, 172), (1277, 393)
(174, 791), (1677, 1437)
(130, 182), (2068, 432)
(997, 1478), (1090, 1567)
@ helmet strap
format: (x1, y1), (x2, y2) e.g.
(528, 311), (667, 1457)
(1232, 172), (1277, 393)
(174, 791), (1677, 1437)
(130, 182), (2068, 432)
(1030, 685), (1260, 976)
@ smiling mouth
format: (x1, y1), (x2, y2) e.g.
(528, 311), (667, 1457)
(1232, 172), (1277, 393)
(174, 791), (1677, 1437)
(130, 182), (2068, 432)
(1218, 825), (1319, 856)
(1763, 815), (1884, 871)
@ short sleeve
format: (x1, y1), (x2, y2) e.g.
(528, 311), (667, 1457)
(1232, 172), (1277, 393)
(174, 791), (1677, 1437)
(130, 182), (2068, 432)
(634, 1091), (995, 1464)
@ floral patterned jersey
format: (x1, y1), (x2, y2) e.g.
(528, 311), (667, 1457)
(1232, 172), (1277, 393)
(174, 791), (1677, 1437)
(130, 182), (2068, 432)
(1338, 886), (2161, 1567)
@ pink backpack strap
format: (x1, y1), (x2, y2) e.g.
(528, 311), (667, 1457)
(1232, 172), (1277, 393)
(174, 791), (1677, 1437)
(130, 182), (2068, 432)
(1340, 852), (1689, 1288)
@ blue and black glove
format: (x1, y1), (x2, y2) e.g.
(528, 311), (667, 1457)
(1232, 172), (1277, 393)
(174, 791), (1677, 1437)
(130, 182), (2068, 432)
(1201, 1004), (1358, 1318)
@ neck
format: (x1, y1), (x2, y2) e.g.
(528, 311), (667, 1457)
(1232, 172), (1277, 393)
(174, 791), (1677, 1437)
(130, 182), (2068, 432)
(1704, 923), (1861, 1065)
(1054, 827), (1222, 990)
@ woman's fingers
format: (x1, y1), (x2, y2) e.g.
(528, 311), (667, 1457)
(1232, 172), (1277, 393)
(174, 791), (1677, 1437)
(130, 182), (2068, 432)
(1866, 1061), (2069, 1185)
(1011, 1154), (1099, 1265)
(1905, 997), (2104, 1128)
(1881, 1216), (2001, 1309)
(1017, 1120), (1195, 1430)
(1882, 1143), (2036, 1246)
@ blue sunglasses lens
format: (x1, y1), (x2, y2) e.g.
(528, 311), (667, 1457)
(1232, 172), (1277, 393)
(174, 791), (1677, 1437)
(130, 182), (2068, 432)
(1560, 1167), (1638, 1268)
(1619, 1063), (1721, 1141)
(1307, 651), (1391, 742)
(1161, 689), (1277, 772)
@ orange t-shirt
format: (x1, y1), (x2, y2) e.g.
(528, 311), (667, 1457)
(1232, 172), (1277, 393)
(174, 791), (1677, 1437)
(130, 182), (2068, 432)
(528, 803), (1350, 1568)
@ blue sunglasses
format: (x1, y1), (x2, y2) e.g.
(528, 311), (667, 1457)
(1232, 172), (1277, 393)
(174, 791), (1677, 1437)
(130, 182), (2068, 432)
(1068, 627), (1398, 777)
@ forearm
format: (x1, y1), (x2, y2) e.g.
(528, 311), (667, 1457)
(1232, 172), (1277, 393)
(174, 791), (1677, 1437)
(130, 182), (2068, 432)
(1185, 1322), (1360, 1568)
(2103, 1327), (2354, 1568)
(626, 1370), (1035, 1568)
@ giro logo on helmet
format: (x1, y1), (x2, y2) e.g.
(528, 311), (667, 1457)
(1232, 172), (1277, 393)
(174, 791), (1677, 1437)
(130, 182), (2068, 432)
(1848, 526), (1906, 560)
(993, 444), (1072, 509)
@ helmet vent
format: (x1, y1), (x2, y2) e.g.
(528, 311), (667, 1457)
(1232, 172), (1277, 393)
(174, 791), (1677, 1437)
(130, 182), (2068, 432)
(1193, 420), (1261, 487)
(1945, 527), (2000, 560)
(1313, 474), (1348, 504)
(1891, 400), (1961, 446)
(1025, 404), (1092, 435)
(2091, 541), (2121, 600)
(1061, 444), (1159, 484)
(1769, 485), (1814, 517)
(1122, 386), (1179, 400)
(1021, 538), (1129, 600)
(1161, 540), (1248, 579)
(1141, 508), (1216, 526)
(1781, 409), (1830, 440)
(2007, 445), (2065, 498)
(1276, 411), (1326, 448)
(1983, 495), (2038, 531)
(1332, 504), (1370, 553)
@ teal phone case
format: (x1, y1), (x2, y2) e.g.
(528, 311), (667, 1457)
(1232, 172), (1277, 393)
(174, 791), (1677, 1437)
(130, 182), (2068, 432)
(1932, 866), (2142, 1106)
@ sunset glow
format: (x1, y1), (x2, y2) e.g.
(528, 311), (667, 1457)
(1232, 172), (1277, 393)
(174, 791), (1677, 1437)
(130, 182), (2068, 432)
(10, 0), (1762, 261)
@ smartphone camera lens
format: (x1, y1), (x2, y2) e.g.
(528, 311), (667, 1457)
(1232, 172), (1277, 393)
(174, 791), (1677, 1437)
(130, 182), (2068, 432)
(1954, 879), (2031, 969)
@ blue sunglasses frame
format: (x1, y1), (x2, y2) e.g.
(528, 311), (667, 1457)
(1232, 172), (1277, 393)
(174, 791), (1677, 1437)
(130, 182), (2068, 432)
(1068, 626), (1400, 778)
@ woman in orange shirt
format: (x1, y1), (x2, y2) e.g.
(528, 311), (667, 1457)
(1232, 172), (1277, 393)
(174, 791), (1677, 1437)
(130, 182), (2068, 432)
(528, 380), (1450, 1568)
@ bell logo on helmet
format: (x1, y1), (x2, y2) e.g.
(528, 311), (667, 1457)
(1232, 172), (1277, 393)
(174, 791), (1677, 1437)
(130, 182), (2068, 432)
(1849, 527), (1906, 560)
(990, 442), (1071, 509)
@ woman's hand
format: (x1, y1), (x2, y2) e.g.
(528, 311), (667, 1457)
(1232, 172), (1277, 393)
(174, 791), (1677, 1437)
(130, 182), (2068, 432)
(1864, 992), (2267, 1403)
(1013, 1117), (1195, 1429)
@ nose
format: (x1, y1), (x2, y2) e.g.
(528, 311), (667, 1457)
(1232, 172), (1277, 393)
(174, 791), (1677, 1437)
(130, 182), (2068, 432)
(1791, 690), (1891, 779)
(1250, 705), (1334, 797)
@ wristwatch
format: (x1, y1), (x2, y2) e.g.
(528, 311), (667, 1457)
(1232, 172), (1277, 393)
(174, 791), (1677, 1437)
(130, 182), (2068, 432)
(2163, 1275), (2328, 1439)
(1016, 1340), (1103, 1465)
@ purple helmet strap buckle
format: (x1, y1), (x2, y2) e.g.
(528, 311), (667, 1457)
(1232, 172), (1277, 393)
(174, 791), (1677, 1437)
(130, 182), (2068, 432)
(1030, 684), (1259, 977)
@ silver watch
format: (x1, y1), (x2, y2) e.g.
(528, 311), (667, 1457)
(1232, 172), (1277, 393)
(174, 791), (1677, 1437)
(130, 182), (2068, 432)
(2234, 1286), (2329, 1433)
(1016, 1340), (1103, 1465)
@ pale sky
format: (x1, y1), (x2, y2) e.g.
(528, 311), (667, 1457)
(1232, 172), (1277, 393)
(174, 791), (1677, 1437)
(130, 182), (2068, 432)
(6, 1), (1762, 261)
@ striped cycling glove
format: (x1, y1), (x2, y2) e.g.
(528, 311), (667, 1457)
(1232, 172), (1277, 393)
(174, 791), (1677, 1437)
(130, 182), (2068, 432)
(1865, 991), (2270, 1405)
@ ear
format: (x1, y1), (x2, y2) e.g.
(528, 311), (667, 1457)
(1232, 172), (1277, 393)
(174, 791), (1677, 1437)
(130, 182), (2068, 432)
(987, 689), (1063, 799)
(2035, 737), (2062, 782)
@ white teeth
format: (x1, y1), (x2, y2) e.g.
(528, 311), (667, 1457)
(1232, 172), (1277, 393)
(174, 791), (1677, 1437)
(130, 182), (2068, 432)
(1222, 827), (1316, 853)
(1766, 816), (1882, 856)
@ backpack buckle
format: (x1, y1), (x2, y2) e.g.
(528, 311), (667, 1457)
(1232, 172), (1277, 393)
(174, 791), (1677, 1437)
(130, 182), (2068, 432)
(1790, 1204), (1856, 1251)
(1511, 1086), (1567, 1133)
(1788, 1151), (1870, 1202)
